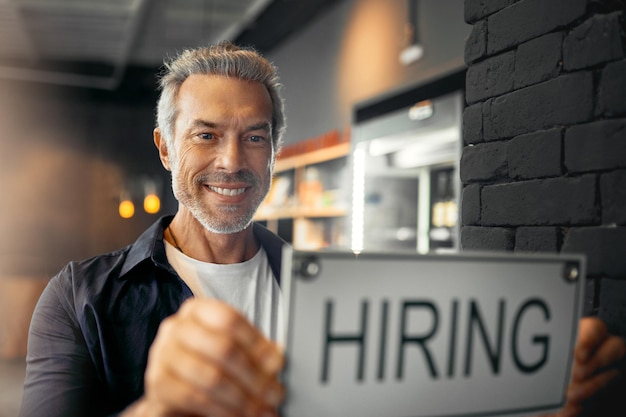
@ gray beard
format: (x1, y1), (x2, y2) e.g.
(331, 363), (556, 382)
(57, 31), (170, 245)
(170, 166), (269, 234)
(188, 200), (258, 234)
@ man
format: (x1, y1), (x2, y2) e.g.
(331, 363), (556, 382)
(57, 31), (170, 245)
(20, 42), (625, 417)
(21, 41), (286, 417)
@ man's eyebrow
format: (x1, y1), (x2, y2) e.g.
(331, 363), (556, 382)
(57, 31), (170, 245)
(247, 121), (271, 132)
(189, 120), (271, 132)
(190, 119), (218, 129)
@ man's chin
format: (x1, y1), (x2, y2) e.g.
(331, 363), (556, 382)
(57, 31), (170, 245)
(202, 221), (253, 234)
(195, 212), (254, 235)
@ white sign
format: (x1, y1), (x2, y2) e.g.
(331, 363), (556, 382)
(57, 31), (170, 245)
(280, 249), (585, 417)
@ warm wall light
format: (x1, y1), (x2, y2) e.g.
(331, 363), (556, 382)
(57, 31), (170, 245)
(144, 193), (160, 214)
(119, 198), (135, 219)
(143, 180), (161, 214)
(118, 177), (161, 217)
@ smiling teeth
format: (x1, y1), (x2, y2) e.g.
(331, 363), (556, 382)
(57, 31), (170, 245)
(210, 186), (246, 196)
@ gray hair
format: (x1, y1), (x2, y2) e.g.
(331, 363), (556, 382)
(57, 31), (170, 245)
(156, 41), (285, 156)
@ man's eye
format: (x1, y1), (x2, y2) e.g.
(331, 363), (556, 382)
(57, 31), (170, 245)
(249, 135), (265, 143)
(199, 133), (214, 140)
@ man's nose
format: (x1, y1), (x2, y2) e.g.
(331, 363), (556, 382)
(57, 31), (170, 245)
(215, 137), (244, 172)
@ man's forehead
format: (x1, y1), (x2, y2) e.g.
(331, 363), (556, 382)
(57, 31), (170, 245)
(178, 74), (270, 107)
(172, 75), (272, 134)
(179, 73), (266, 93)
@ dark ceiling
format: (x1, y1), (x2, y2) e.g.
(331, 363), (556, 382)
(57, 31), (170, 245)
(235, 0), (342, 53)
(0, 0), (343, 91)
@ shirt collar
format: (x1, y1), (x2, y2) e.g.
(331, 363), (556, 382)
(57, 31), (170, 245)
(119, 215), (286, 282)
(120, 215), (174, 277)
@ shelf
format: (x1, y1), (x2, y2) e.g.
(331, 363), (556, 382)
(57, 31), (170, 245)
(256, 129), (351, 249)
(254, 205), (348, 221)
(274, 142), (350, 172)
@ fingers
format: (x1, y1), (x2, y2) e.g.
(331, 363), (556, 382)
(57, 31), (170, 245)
(533, 319), (626, 417)
(142, 298), (285, 417)
(556, 402), (582, 417)
(181, 299), (284, 376)
(145, 364), (242, 417)
(161, 338), (249, 411)
(567, 369), (620, 404)
(572, 334), (626, 382)
(563, 317), (626, 416)
(176, 298), (285, 402)
(574, 317), (608, 363)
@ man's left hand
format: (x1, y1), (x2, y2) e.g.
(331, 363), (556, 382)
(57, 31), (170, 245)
(557, 317), (626, 417)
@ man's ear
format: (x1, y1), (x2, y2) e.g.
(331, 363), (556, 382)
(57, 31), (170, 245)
(154, 128), (171, 171)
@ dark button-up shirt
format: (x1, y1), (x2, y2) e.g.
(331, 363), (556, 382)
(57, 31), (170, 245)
(19, 216), (285, 417)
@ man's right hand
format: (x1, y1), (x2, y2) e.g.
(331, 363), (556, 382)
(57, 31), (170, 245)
(123, 298), (285, 417)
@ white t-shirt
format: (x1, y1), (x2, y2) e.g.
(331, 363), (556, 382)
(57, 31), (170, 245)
(165, 240), (284, 345)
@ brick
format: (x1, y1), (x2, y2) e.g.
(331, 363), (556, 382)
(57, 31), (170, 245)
(584, 278), (598, 316)
(463, 103), (483, 144)
(563, 226), (626, 277)
(601, 169), (626, 225)
(464, 0), (516, 23)
(460, 226), (514, 251)
(466, 51), (515, 103)
(483, 72), (593, 141)
(487, 0), (587, 54)
(461, 183), (481, 225)
(514, 32), (564, 89)
(465, 20), (487, 65)
(514, 226), (560, 252)
(481, 175), (599, 226)
(599, 278), (626, 339)
(565, 119), (626, 173)
(598, 59), (626, 116)
(460, 142), (507, 183)
(563, 12), (625, 71)
(508, 129), (563, 180)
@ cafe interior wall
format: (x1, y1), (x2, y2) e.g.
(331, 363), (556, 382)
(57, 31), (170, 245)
(0, 78), (172, 358)
(0, 0), (471, 360)
(267, 0), (470, 145)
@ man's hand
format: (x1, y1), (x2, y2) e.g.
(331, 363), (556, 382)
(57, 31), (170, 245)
(557, 317), (625, 417)
(123, 298), (285, 417)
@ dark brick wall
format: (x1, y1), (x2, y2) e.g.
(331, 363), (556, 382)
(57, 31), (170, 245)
(461, 0), (626, 341)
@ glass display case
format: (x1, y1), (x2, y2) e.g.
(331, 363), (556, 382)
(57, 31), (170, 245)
(350, 71), (464, 254)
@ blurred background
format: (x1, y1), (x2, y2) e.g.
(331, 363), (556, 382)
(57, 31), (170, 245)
(2, 1), (626, 415)
(0, 0), (473, 415)
(0, 1), (469, 413)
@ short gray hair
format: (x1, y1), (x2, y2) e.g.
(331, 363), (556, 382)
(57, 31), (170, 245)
(156, 41), (286, 155)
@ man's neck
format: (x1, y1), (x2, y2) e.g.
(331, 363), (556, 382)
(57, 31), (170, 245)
(166, 212), (258, 264)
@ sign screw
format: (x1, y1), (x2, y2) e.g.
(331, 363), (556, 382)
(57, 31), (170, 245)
(300, 257), (320, 279)
(564, 263), (579, 282)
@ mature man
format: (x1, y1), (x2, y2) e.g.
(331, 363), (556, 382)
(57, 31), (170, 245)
(20, 42), (625, 417)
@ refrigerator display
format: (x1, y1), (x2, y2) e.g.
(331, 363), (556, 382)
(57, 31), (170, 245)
(350, 79), (463, 254)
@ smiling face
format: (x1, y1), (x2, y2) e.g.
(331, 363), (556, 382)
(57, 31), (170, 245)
(160, 74), (275, 234)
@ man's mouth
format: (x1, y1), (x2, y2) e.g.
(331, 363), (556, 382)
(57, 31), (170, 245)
(208, 186), (247, 196)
